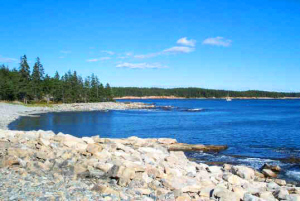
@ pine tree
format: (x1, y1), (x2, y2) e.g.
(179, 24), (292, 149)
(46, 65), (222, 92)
(31, 57), (44, 100)
(43, 74), (52, 103)
(84, 76), (91, 103)
(98, 83), (105, 102)
(53, 71), (62, 102)
(18, 55), (31, 104)
(71, 71), (79, 102)
(0, 54), (119, 103)
(105, 83), (113, 101)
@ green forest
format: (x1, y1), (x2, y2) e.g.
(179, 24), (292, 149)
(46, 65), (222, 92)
(1, 55), (300, 104)
(112, 87), (300, 98)
(0, 55), (113, 103)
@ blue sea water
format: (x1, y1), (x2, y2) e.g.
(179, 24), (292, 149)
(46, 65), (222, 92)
(9, 99), (300, 183)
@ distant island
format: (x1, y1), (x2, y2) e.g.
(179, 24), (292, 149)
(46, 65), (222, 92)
(112, 87), (300, 99)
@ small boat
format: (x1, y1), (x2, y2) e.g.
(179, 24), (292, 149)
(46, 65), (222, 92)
(226, 97), (232, 101)
(225, 93), (232, 101)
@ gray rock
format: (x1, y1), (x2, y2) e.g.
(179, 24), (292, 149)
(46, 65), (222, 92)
(273, 188), (289, 200)
(244, 193), (265, 201)
(212, 187), (240, 201)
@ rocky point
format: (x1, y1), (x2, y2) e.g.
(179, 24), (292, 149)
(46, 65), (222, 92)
(0, 129), (299, 200)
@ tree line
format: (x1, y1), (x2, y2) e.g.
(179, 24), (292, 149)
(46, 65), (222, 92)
(0, 55), (113, 103)
(112, 87), (300, 98)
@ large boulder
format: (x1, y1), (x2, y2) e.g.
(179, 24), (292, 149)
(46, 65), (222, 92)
(261, 164), (281, 172)
(21, 131), (39, 141)
(231, 166), (255, 180)
(157, 138), (177, 145)
(266, 182), (280, 191)
(243, 193), (265, 201)
(0, 156), (19, 167)
(262, 169), (277, 178)
(273, 189), (289, 200)
(108, 165), (135, 186)
(287, 194), (300, 201)
(232, 186), (246, 200)
(38, 130), (55, 140)
(206, 166), (223, 175)
(231, 165), (255, 180)
(86, 144), (103, 154)
(223, 173), (248, 186)
(258, 191), (277, 201)
(212, 186), (240, 201)
(82, 137), (95, 144)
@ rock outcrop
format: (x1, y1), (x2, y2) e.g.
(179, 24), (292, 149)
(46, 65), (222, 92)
(0, 129), (299, 200)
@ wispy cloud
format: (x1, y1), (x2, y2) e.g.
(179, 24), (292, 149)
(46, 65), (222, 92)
(177, 37), (196, 47)
(102, 50), (115, 55)
(60, 50), (72, 54)
(116, 62), (167, 69)
(133, 37), (196, 59)
(0, 55), (17, 63)
(99, 57), (111, 60)
(86, 57), (111, 62)
(202, 37), (232, 47)
(134, 52), (160, 59)
(163, 46), (195, 54)
(59, 56), (65, 59)
(118, 52), (133, 59)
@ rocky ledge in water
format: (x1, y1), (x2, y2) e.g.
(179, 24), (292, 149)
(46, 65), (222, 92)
(0, 130), (299, 201)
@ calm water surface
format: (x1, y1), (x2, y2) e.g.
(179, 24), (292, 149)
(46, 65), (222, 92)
(9, 99), (300, 183)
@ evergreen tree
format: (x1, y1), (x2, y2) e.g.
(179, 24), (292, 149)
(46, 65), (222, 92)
(52, 71), (62, 102)
(98, 83), (105, 102)
(84, 76), (91, 103)
(43, 74), (52, 103)
(18, 55), (31, 103)
(90, 73), (98, 102)
(31, 57), (44, 100)
(105, 83), (113, 101)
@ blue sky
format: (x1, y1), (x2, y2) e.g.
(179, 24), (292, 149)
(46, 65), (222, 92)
(0, 0), (300, 92)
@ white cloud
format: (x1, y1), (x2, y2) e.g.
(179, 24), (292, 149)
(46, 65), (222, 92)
(134, 52), (160, 59)
(60, 50), (71, 54)
(87, 58), (99, 62)
(0, 55), (17, 63)
(177, 37), (196, 47)
(102, 50), (115, 55)
(163, 46), (195, 54)
(99, 57), (111, 60)
(116, 62), (167, 69)
(118, 52), (133, 59)
(202, 37), (232, 47)
(86, 57), (111, 62)
(58, 56), (65, 59)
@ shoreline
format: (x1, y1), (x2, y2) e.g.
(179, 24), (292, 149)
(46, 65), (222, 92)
(115, 96), (300, 100)
(0, 102), (154, 130)
(1, 102), (300, 200)
(1, 129), (299, 200)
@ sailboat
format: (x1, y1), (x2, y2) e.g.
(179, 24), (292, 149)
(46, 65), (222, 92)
(226, 93), (232, 101)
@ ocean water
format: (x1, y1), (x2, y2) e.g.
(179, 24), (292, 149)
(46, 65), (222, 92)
(9, 99), (300, 183)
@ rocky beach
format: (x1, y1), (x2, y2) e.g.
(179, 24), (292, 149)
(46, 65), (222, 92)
(0, 102), (154, 130)
(0, 102), (300, 201)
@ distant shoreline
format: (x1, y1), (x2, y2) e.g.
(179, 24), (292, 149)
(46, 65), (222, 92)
(114, 96), (300, 100)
